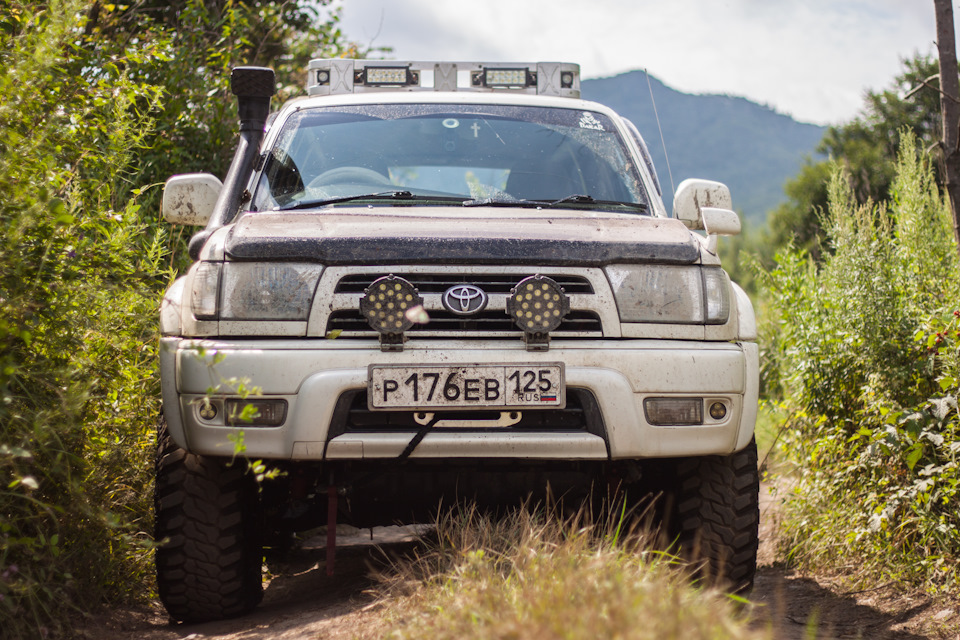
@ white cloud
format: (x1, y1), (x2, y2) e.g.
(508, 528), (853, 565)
(333, 0), (947, 125)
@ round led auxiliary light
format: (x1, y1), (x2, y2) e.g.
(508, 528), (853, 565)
(360, 275), (423, 334)
(507, 275), (570, 334)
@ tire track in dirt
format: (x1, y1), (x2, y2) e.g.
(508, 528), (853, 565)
(84, 487), (947, 640)
(749, 482), (939, 639)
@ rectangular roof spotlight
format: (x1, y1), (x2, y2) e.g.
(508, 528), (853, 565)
(475, 67), (535, 88)
(357, 66), (419, 87)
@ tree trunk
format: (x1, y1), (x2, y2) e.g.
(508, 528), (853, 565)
(934, 0), (960, 255)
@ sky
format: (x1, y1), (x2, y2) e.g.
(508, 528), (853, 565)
(332, 0), (949, 126)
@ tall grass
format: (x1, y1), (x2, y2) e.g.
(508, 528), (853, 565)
(0, 3), (169, 636)
(0, 2), (360, 635)
(759, 131), (960, 592)
(368, 507), (771, 640)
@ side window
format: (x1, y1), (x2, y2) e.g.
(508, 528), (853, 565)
(622, 118), (662, 197)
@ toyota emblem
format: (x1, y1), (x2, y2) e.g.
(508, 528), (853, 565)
(442, 285), (489, 316)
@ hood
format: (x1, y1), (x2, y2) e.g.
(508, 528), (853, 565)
(223, 207), (700, 266)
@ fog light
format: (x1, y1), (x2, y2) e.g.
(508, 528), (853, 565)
(360, 275), (423, 350)
(507, 275), (569, 333)
(506, 275), (570, 350)
(644, 398), (703, 426)
(709, 401), (727, 420)
(225, 398), (287, 427)
(361, 276), (422, 333)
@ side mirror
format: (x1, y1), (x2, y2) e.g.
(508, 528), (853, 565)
(673, 179), (735, 231)
(701, 207), (741, 236)
(162, 173), (223, 226)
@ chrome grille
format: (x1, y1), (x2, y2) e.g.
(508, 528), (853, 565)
(334, 273), (595, 295)
(327, 308), (603, 334)
(323, 269), (607, 337)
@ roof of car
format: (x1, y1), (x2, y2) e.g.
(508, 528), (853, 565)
(277, 90), (619, 117)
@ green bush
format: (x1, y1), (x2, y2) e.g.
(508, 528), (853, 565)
(0, 3), (167, 634)
(0, 1), (359, 636)
(760, 130), (960, 591)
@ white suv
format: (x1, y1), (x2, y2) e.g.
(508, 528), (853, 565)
(155, 61), (759, 622)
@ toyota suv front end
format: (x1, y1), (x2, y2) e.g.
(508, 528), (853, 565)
(154, 60), (759, 622)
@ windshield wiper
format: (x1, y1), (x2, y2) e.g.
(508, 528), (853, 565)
(462, 196), (547, 208)
(463, 193), (648, 212)
(280, 191), (468, 211)
(549, 194), (595, 205)
(547, 194), (648, 212)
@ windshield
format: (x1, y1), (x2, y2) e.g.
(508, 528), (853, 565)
(250, 103), (649, 213)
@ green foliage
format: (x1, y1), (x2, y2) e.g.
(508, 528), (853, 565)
(717, 216), (768, 297)
(765, 54), (945, 261)
(760, 131), (960, 591)
(0, 3), (167, 634)
(763, 161), (832, 261)
(0, 1), (358, 636)
(84, 0), (365, 196)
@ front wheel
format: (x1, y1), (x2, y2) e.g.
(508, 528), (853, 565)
(154, 419), (264, 622)
(673, 439), (760, 593)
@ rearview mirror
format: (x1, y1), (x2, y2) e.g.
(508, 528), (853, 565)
(162, 173), (223, 226)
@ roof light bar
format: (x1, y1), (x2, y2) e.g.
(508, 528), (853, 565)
(307, 60), (580, 98)
(474, 68), (535, 88)
(358, 66), (418, 87)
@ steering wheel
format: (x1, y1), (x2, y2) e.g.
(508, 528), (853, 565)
(309, 166), (393, 188)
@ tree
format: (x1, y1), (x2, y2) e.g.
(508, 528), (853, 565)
(81, 0), (371, 205)
(934, 0), (960, 255)
(0, 2), (363, 636)
(765, 54), (948, 260)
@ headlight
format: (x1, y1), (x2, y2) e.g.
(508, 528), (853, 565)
(221, 262), (323, 320)
(190, 262), (323, 321)
(605, 265), (729, 324)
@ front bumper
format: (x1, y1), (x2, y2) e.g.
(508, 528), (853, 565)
(160, 337), (758, 461)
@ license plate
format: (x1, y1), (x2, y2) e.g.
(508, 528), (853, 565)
(369, 364), (565, 410)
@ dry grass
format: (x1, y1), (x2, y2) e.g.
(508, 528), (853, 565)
(364, 506), (771, 640)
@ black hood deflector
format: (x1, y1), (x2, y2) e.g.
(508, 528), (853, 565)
(224, 234), (700, 266)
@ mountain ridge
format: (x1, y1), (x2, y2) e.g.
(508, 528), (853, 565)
(582, 70), (826, 224)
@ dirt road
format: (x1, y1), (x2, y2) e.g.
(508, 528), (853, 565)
(83, 488), (949, 640)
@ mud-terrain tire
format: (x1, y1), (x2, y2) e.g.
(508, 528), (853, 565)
(154, 419), (263, 622)
(673, 438), (759, 593)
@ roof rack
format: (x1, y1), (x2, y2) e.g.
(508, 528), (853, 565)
(306, 60), (580, 98)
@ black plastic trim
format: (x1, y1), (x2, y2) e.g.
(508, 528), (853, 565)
(224, 235), (700, 266)
(325, 388), (608, 456)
